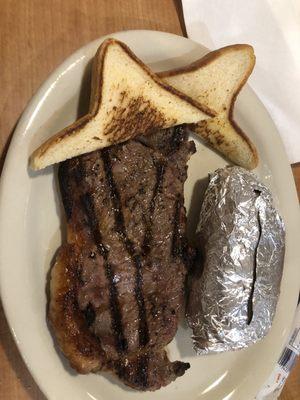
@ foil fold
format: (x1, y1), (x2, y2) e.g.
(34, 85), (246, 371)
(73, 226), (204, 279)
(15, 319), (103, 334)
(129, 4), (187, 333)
(187, 167), (285, 354)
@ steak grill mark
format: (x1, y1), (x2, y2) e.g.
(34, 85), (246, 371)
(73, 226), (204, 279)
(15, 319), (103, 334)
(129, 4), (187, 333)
(58, 162), (73, 220)
(102, 150), (150, 348)
(80, 190), (128, 353)
(136, 354), (149, 389)
(170, 125), (185, 154)
(142, 161), (165, 255)
(172, 195), (183, 258)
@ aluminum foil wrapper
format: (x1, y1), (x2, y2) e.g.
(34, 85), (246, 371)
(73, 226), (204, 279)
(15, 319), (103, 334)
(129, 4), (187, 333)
(187, 166), (285, 354)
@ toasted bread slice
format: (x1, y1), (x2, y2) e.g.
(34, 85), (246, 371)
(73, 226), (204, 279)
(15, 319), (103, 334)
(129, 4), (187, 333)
(30, 39), (214, 170)
(159, 45), (258, 169)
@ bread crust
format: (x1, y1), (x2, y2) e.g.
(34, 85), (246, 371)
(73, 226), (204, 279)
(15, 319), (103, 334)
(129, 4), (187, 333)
(159, 44), (258, 169)
(159, 44), (255, 83)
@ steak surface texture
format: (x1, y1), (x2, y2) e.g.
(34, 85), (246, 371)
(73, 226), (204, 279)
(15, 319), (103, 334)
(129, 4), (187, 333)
(49, 126), (195, 390)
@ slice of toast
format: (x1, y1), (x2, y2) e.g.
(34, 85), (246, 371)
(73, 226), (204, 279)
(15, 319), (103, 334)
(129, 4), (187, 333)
(159, 45), (258, 169)
(30, 39), (214, 170)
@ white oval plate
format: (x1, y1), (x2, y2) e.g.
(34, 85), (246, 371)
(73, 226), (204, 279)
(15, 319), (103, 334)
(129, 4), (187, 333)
(0, 30), (300, 400)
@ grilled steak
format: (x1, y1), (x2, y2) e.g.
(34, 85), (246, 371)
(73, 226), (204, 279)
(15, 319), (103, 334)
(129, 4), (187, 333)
(49, 126), (195, 390)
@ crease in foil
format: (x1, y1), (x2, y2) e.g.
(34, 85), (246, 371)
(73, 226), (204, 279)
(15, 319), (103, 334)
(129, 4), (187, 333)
(187, 167), (285, 354)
